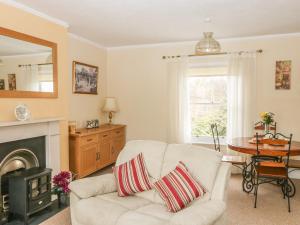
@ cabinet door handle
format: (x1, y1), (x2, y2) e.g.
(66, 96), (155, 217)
(116, 131), (120, 134)
(103, 134), (108, 137)
(87, 138), (93, 142)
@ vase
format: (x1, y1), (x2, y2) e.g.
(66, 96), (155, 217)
(264, 124), (270, 134)
(57, 192), (69, 208)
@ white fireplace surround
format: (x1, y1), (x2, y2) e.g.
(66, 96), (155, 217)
(0, 117), (62, 176)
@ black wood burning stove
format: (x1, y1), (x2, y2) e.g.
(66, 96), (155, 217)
(0, 136), (52, 224)
(9, 167), (52, 225)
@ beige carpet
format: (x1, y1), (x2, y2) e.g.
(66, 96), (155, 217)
(39, 208), (71, 225)
(43, 174), (300, 225)
(226, 175), (300, 225)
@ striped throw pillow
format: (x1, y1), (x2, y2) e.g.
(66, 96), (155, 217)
(113, 153), (152, 197)
(153, 161), (205, 212)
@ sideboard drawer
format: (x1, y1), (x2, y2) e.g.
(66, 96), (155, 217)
(99, 131), (111, 143)
(80, 134), (98, 146)
(113, 128), (125, 138)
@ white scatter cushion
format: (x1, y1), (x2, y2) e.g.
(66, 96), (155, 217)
(116, 140), (167, 180)
(160, 144), (222, 194)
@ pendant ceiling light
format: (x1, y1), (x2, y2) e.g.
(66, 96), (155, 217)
(195, 32), (221, 55)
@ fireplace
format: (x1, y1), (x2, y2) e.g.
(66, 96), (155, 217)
(0, 117), (61, 224)
(0, 136), (46, 223)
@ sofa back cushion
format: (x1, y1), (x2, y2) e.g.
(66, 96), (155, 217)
(116, 140), (167, 180)
(160, 144), (222, 195)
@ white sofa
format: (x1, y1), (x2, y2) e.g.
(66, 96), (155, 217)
(70, 140), (231, 225)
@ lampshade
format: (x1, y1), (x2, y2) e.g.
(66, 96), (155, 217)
(102, 97), (118, 112)
(195, 32), (221, 55)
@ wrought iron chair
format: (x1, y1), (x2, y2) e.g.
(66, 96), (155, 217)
(211, 123), (246, 170)
(254, 121), (277, 135)
(253, 132), (293, 212)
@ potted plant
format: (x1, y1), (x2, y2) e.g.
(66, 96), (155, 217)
(52, 171), (72, 208)
(260, 112), (275, 134)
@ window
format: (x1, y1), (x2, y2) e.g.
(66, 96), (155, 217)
(38, 64), (54, 92)
(39, 81), (53, 92)
(187, 65), (228, 144)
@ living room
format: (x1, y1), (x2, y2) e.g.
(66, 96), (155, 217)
(0, 0), (300, 225)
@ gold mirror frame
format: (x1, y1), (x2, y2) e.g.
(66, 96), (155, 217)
(0, 27), (58, 98)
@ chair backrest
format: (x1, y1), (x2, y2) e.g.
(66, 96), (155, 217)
(211, 123), (220, 152)
(255, 132), (293, 167)
(254, 121), (277, 134)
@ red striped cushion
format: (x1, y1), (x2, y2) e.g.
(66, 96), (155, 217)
(113, 153), (152, 197)
(153, 161), (205, 212)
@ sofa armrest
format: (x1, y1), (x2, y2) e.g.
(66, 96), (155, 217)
(211, 162), (231, 201)
(69, 173), (117, 199)
(170, 200), (226, 225)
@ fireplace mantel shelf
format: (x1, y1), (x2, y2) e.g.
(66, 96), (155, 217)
(0, 117), (64, 127)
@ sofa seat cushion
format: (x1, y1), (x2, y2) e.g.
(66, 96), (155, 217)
(73, 196), (129, 225)
(170, 200), (226, 225)
(116, 211), (168, 225)
(98, 192), (152, 210)
(136, 204), (174, 221)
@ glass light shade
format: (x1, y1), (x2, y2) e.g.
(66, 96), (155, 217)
(102, 97), (118, 112)
(195, 32), (221, 55)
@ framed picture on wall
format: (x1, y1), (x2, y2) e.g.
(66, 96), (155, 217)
(8, 74), (16, 91)
(275, 60), (291, 90)
(0, 79), (5, 90)
(72, 61), (98, 94)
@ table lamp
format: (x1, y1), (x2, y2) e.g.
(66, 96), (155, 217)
(102, 97), (118, 124)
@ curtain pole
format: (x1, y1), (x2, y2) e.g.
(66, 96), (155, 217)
(162, 49), (263, 59)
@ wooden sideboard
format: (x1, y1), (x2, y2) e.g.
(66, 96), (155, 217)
(69, 124), (126, 179)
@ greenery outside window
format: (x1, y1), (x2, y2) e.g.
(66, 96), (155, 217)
(187, 65), (228, 144)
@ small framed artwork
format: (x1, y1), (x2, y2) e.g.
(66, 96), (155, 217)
(8, 74), (16, 91)
(72, 61), (98, 94)
(275, 60), (291, 90)
(0, 79), (5, 90)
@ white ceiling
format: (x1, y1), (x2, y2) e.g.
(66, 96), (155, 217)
(0, 35), (51, 56)
(11, 0), (300, 47)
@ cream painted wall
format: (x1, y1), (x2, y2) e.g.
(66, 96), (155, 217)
(107, 34), (300, 142)
(0, 3), (69, 170)
(68, 35), (107, 127)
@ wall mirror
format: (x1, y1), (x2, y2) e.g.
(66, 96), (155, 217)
(0, 27), (57, 98)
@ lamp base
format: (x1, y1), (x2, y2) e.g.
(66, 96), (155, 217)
(108, 111), (113, 124)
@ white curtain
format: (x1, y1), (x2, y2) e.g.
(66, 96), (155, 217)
(227, 52), (257, 141)
(19, 65), (39, 91)
(226, 52), (257, 171)
(167, 57), (191, 144)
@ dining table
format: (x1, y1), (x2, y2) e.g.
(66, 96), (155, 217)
(228, 137), (300, 197)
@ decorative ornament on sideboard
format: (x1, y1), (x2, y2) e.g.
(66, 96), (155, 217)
(102, 97), (118, 124)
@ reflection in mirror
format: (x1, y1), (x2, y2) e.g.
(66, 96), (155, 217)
(0, 35), (53, 92)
